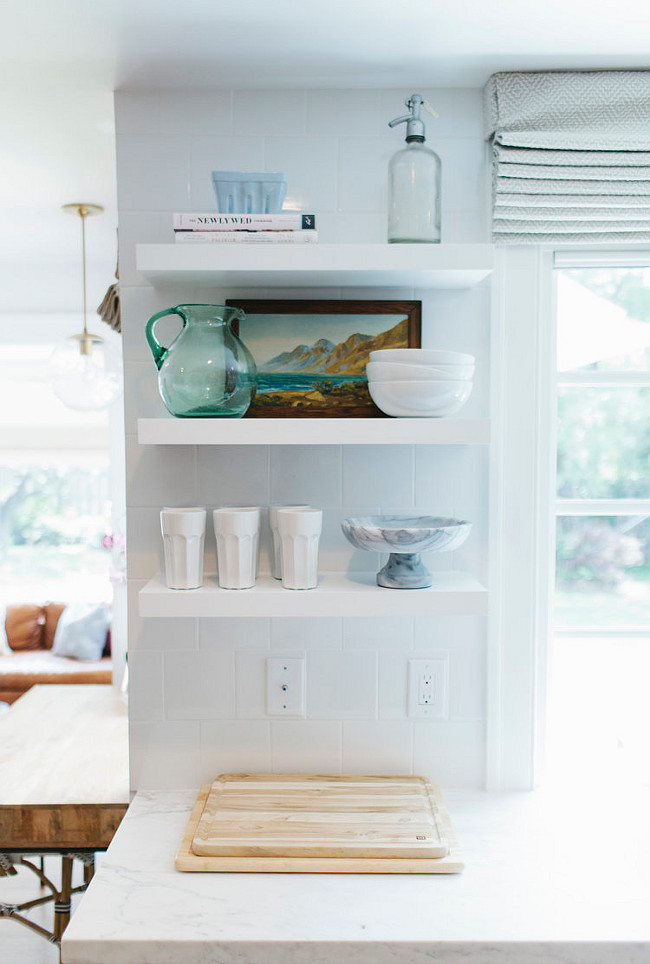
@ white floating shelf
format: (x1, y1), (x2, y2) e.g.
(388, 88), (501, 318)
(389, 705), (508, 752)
(135, 243), (493, 289)
(137, 417), (489, 446)
(139, 572), (488, 618)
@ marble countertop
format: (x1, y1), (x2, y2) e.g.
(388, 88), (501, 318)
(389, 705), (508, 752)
(61, 785), (650, 964)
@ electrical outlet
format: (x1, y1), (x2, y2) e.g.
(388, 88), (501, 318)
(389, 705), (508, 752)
(266, 657), (305, 717)
(408, 657), (449, 719)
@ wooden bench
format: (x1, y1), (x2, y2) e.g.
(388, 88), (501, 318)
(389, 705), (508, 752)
(0, 684), (129, 946)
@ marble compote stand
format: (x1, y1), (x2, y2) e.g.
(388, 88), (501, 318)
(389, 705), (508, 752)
(341, 515), (471, 588)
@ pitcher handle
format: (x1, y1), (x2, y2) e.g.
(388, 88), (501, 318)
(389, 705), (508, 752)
(145, 306), (187, 370)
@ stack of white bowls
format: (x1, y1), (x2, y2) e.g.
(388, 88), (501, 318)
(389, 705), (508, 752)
(366, 349), (475, 417)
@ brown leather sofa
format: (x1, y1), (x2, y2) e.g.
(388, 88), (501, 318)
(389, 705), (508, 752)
(0, 604), (112, 704)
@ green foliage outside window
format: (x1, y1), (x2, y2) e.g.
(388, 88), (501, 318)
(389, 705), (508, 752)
(0, 464), (109, 553)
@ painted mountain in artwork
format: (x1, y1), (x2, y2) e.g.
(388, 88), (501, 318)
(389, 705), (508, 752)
(261, 318), (409, 376)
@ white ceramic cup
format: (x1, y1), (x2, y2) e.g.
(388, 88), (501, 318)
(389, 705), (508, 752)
(221, 505), (263, 576)
(277, 508), (323, 590)
(213, 507), (261, 589)
(160, 507), (206, 590)
(268, 504), (310, 579)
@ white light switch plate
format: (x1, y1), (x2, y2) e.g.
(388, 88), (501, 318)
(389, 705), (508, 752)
(408, 657), (449, 719)
(266, 657), (306, 718)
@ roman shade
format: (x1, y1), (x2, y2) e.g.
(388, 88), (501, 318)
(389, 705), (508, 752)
(484, 70), (650, 244)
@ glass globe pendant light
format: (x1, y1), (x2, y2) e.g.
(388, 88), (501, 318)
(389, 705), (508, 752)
(48, 203), (122, 411)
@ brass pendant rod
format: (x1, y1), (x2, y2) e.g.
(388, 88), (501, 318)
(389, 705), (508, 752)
(62, 202), (104, 356)
(80, 205), (88, 337)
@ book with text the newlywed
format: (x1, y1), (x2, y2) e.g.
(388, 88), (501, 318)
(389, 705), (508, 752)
(173, 213), (316, 231)
(174, 230), (318, 244)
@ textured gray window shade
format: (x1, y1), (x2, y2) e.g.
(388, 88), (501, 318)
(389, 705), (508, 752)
(484, 71), (650, 244)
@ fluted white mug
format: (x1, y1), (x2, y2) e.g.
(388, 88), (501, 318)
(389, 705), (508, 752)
(160, 507), (206, 590)
(213, 507), (261, 589)
(221, 504), (262, 576)
(268, 504), (310, 579)
(277, 508), (323, 590)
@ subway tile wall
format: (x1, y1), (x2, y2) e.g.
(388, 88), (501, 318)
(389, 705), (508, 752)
(116, 87), (489, 791)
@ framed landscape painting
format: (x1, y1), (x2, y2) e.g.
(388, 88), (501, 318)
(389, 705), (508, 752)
(226, 299), (421, 418)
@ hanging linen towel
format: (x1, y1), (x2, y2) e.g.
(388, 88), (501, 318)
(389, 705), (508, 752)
(484, 71), (650, 244)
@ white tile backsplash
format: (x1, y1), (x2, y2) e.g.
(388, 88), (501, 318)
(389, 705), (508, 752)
(164, 649), (235, 720)
(271, 720), (342, 772)
(129, 720), (202, 790)
(200, 617), (271, 650)
(235, 90), (307, 136)
(114, 90), (163, 135)
(127, 593), (199, 653)
(412, 719), (485, 788)
(127, 651), (164, 722)
(315, 210), (385, 244)
(269, 445), (342, 507)
(342, 445), (415, 506)
(337, 136), (394, 213)
(270, 617), (342, 651)
(343, 615), (413, 651)
(452, 501), (488, 581)
(126, 506), (165, 580)
(307, 89), (381, 136)
(117, 213), (167, 288)
(159, 90), (233, 136)
(438, 138), (486, 214)
(378, 651), (410, 719)
(123, 362), (168, 434)
(413, 447), (467, 515)
(342, 720), (413, 774)
(116, 135), (191, 211)
(117, 86), (489, 792)
(201, 720), (271, 775)
(126, 435), (197, 508)
(307, 651), (377, 719)
(197, 445), (270, 508)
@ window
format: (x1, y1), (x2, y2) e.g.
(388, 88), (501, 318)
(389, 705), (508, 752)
(547, 258), (650, 786)
(0, 343), (113, 603)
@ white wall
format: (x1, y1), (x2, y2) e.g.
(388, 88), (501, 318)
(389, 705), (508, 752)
(116, 87), (491, 790)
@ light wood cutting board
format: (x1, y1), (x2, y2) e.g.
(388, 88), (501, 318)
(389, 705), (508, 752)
(176, 774), (464, 873)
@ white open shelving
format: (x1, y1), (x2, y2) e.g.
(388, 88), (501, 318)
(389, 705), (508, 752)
(136, 241), (492, 620)
(136, 242), (494, 289)
(137, 417), (489, 445)
(138, 572), (488, 618)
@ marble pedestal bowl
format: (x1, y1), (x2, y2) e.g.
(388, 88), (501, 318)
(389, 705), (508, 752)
(341, 515), (471, 589)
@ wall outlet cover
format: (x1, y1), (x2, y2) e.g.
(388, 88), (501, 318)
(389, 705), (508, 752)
(266, 657), (306, 718)
(408, 657), (449, 719)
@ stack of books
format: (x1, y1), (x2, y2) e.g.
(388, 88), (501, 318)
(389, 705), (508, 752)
(173, 213), (317, 244)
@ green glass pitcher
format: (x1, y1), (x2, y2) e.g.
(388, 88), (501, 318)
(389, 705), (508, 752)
(146, 304), (256, 418)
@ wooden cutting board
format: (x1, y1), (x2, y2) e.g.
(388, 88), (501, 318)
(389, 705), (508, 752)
(176, 774), (464, 873)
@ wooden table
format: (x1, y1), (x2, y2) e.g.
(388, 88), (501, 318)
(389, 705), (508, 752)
(0, 684), (129, 945)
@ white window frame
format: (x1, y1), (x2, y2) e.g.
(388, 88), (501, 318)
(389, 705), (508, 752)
(488, 243), (650, 790)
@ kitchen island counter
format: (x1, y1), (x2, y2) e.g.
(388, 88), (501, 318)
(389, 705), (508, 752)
(61, 785), (650, 964)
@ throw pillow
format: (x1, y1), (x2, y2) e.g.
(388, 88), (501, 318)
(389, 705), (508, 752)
(0, 605), (9, 655)
(5, 604), (44, 650)
(43, 602), (67, 650)
(52, 603), (111, 662)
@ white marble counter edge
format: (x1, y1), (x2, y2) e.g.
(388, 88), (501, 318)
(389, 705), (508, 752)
(61, 787), (650, 964)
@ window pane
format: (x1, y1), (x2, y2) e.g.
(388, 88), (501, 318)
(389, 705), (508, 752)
(557, 387), (650, 498)
(0, 460), (112, 603)
(555, 516), (650, 628)
(558, 268), (650, 372)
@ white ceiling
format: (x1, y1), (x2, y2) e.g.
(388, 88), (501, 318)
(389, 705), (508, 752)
(1, 0), (649, 323)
